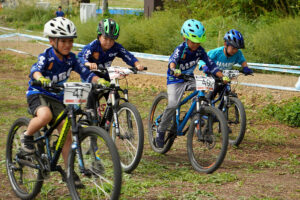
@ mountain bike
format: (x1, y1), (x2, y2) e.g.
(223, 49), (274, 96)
(6, 81), (122, 200)
(210, 70), (247, 146)
(148, 74), (229, 173)
(86, 66), (145, 173)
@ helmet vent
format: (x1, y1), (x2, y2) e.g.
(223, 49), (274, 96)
(189, 29), (194, 32)
(67, 25), (71, 33)
(196, 24), (199, 29)
(60, 32), (66, 35)
(188, 23), (191, 27)
(51, 30), (57, 34)
(50, 23), (55, 27)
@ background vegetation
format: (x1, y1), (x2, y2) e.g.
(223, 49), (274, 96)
(0, 0), (299, 65)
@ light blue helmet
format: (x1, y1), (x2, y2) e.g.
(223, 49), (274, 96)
(181, 19), (206, 43)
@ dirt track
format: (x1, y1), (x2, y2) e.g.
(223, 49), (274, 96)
(0, 37), (300, 200)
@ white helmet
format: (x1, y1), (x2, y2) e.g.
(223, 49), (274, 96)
(44, 17), (77, 38)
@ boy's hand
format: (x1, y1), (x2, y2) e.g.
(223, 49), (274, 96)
(38, 76), (51, 86)
(136, 64), (144, 71)
(201, 65), (210, 74)
(98, 78), (110, 87)
(173, 69), (181, 77)
(87, 63), (98, 70)
(242, 67), (253, 75)
(222, 76), (230, 83)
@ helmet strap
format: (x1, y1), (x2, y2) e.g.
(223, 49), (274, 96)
(53, 38), (69, 58)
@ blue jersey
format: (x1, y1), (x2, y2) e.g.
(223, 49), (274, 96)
(78, 39), (138, 69)
(27, 47), (96, 101)
(167, 42), (220, 85)
(56, 11), (64, 17)
(199, 46), (246, 71)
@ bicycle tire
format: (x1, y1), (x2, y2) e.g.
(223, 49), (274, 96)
(67, 126), (122, 200)
(110, 102), (144, 173)
(226, 97), (246, 146)
(187, 106), (228, 173)
(6, 117), (44, 200)
(148, 92), (176, 154)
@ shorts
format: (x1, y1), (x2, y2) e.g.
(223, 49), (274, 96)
(27, 94), (65, 122)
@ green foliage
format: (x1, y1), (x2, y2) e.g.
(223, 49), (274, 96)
(163, 0), (299, 19)
(0, 4), (55, 30)
(262, 97), (300, 127)
(252, 17), (300, 65)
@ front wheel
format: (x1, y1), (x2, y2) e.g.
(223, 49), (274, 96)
(110, 102), (144, 173)
(187, 106), (228, 173)
(6, 117), (44, 200)
(225, 97), (246, 146)
(67, 126), (122, 200)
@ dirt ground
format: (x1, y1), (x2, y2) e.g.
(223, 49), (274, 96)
(0, 37), (300, 200)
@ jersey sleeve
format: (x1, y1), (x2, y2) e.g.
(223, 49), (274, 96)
(200, 49), (220, 75)
(168, 44), (184, 67)
(236, 50), (246, 65)
(116, 44), (138, 67)
(73, 57), (96, 82)
(78, 41), (95, 65)
(29, 53), (48, 79)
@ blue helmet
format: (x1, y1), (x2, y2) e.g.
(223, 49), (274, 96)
(181, 19), (206, 43)
(224, 29), (245, 49)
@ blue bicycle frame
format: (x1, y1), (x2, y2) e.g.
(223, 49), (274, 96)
(155, 89), (207, 136)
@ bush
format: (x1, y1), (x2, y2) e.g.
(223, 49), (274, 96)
(263, 97), (300, 127)
(251, 17), (300, 65)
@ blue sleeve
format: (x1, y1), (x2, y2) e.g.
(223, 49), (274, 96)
(29, 53), (48, 79)
(116, 44), (138, 67)
(198, 49), (217, 69)
(73, 57), (96, 82)
(78, 43), (93, 65)
(236, 50), (246, 65)
(168, 44), (184, 67)
(200, 50), (220, 75)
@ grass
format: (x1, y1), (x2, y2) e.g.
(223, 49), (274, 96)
(0, 52), (300, 199)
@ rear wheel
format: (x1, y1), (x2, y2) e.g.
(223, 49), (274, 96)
(6, 117), (44, 199)
(148, 92), (176, 154)
(187, 106), (228, 173)
(225, 97), (246, 146)
(67, 126), (122, 200)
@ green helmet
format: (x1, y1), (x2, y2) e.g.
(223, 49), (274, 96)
(97, 18), (120, 40)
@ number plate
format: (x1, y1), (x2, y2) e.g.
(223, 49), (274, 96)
(222, 70), (240, 79)
(63, 82), (92, 105)
(195, 76), (215, 91)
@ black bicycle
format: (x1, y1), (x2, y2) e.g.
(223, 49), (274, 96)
(6, 81), (122, 200)
(210, 70), (248, 146)
(86, 66), (145, 174)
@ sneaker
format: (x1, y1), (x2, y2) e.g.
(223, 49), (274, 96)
(20, 133), (35, 154)
(72, 172), (85, 189)
(91, 160), (105, 175)
(155, 132), (165, 148)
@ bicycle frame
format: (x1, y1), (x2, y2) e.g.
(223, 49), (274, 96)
(156, 90), (207, 136)
(33, 105), (85, 172)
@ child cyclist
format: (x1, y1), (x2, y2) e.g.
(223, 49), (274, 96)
(78, 18), (145, 109)
(199, 29), (253, 100)
(22, 17), (107, 187)
(155, 19), (230, 148)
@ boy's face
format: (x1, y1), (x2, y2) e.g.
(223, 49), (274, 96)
(225, 42), (238, 56)
(99, 35), (115, 51)
(186, 39), (200, 52)
(50, 38), (73, 56)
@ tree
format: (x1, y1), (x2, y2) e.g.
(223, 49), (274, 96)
(102, 0), (108, 16)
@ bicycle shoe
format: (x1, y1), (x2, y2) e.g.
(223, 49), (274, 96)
(155, 131), (165, 148)
(20, 132), (35, 154)
(91, 160), (105, 175)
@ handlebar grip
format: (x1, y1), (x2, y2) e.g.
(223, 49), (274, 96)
(31, 80), (42, 87)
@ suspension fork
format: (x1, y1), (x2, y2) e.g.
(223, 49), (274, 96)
(111, 90), (121, 137)
(70, 109), (85, 173)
